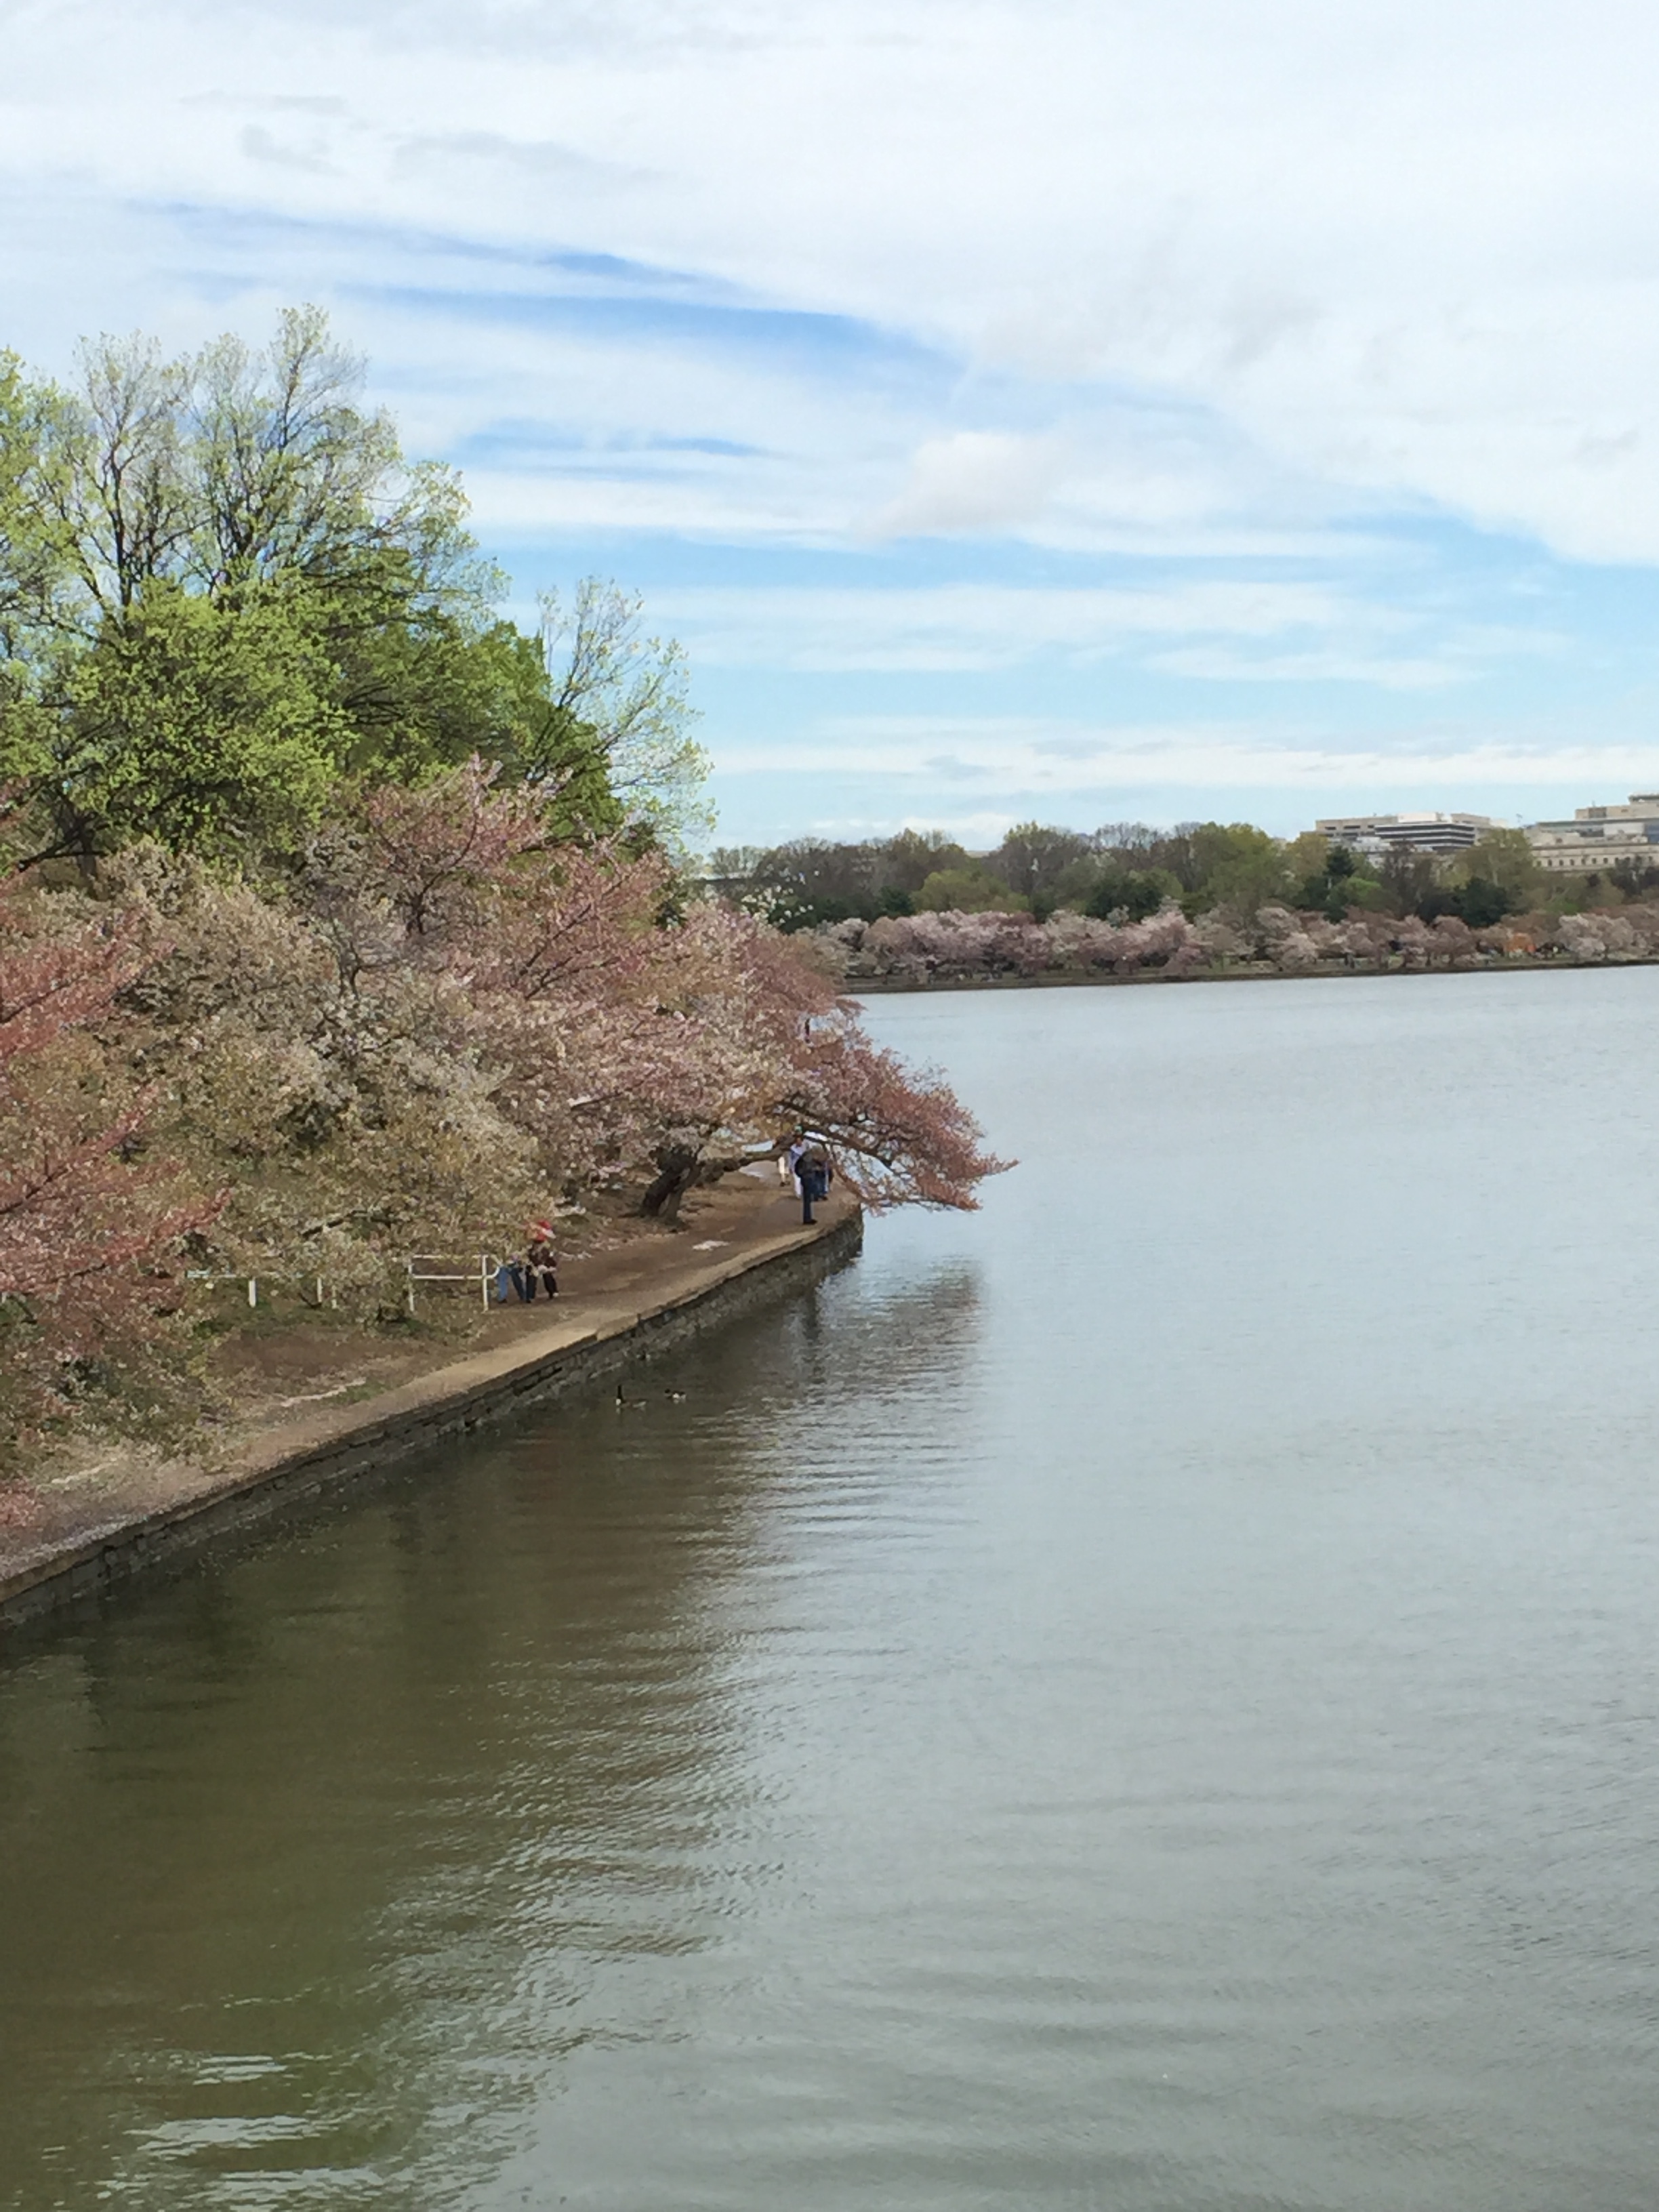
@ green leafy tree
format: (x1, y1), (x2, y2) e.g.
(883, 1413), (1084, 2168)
(1452, 876), (1510, 928)
(1094, 821), (1205, 891)
(881, 829), (970, 895)
(989, 821), (1095, 909)
(1608, 855), (1659, 899)
(733, 839), (878, 929)
(42, 584), (348, 859)
(1377, 844), (1442, 918)
(0, 310), (672, 861)
(0, 352), (61, 655)
(1444, 828), (1542, 908)
(1282, 830), (1329, 878)
(717, 832), (975, 929)
(537, 579), (709, 847)
(1084, 866), (1181, 922)
(1288, 835), (1385, 920)
(1187, 822), (1292, 915)
(915, 865), (1025, 914)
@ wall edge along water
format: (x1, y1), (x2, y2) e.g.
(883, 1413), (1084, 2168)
(0, 1208), (864, 1635)
(846, 954), (1659, 993)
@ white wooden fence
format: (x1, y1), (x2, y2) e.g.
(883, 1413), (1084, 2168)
(403, 1254), (504, 1313)
(186, 1270), (330, 1310)
(188, 1255), (505, 1314)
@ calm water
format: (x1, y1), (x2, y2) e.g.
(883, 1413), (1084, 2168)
(6, 971), (1659, 2210)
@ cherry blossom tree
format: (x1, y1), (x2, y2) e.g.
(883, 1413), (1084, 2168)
(0, 876), (218, 1456)
(617, 903), (1009, 1215)
(114, 764), (1010, 1256)
(1429, 915), (1478, 968)
(0, 759), (1009, 1468)
(112, 850), (542, 1312)
(335, 767), (1013, 1220)
(816, 902), (1206, 985)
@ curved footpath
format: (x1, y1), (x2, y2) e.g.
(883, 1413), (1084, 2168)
(0, 1187), (862, 1635)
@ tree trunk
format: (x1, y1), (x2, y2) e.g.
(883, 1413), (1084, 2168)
(639, 1143), (700, 1223)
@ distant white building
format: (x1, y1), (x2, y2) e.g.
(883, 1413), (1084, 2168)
(1316, 811), (1499, 855)
(1525, 795), (1659, 874)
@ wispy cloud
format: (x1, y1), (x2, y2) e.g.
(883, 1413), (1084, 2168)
(5, 0), (1659, 838)
(649, 582), (1550, 687)
(762, 720), (1659, 793)
(869, 433), (1070, 538)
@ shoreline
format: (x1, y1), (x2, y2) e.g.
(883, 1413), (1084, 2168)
(0, 1200), (863, 1636)
(844, 952), (1659, 993)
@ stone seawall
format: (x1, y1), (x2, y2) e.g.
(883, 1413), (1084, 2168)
(0, 1208), (863, 1635)
(847, 956), (1659, 993)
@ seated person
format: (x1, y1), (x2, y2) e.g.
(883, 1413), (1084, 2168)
(525, 1225), (558, 1299)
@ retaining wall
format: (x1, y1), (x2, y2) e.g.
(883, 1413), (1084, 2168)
(0, 1208), (863, 1635)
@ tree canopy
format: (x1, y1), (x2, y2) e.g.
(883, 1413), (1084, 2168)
(715, 816), (1620, 935)
(0, 307), (1013, 1489)
(0, 310), (703, 861)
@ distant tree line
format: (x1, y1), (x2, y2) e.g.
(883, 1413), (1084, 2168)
(804, 897), (1659, 991)
(708, 818), (1626, 932)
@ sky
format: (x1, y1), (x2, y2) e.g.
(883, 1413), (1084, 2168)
(6, 0), (1659, 848)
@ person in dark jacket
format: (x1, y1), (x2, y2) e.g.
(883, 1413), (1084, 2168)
(525, 1224), (558, 1298)
(797, 1145), (832, 1225)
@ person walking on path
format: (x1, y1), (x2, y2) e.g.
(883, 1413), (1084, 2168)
(783, 1130), (808, 1195)
(797, 1145), (832, 1226)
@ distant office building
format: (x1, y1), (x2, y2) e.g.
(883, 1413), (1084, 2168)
(1525, 795), (1659, 874)
(1316, 811), (1499, 855)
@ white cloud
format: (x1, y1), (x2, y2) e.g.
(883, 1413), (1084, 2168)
(8, 0), (1659, 557)
(649, 582), (1538, 685)
(10, 0), (1659, 839)
(719, 716), (1659, 798)
(869, 432), (1067, 537)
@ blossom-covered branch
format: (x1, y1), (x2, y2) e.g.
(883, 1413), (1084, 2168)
(0, 878), (220, 1446)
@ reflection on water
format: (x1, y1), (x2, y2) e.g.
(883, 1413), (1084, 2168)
(0, 1267), (983, 2209)
(7, 970), (1659, 2209)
